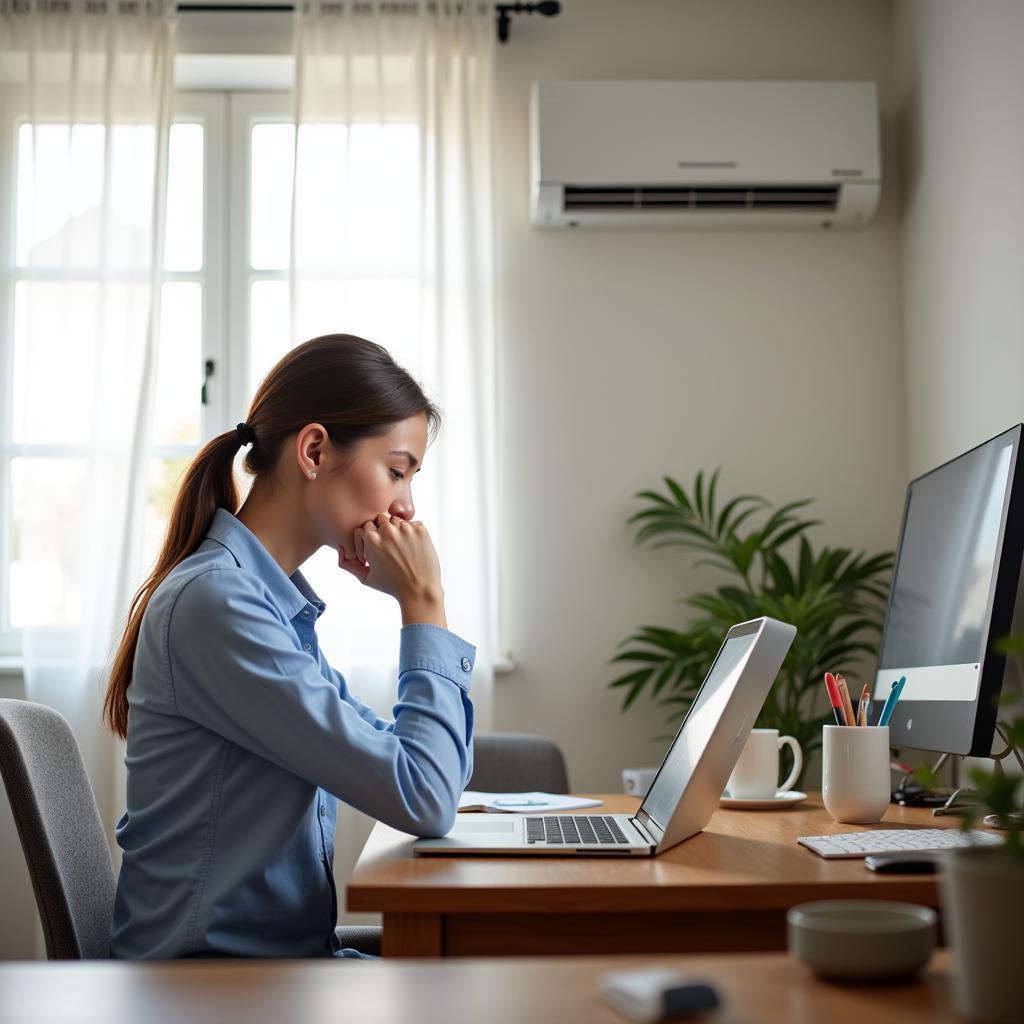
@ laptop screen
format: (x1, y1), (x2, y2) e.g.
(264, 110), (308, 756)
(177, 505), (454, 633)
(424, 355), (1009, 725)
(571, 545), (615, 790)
(639, 630), (759, 830)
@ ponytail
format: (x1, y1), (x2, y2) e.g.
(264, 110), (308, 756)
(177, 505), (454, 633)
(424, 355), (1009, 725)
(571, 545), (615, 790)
(103, 333), (440, 738)
(103, 430), (242, 737)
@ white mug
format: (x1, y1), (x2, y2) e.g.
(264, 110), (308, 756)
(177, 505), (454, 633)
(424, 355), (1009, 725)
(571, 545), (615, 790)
(822, 725), (890, 823)
(622, 766), (659, 796)
(725, 728), (803, 799)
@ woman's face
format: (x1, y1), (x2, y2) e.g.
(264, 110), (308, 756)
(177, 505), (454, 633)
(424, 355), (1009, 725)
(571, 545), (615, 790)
(309, 413), (428, 562)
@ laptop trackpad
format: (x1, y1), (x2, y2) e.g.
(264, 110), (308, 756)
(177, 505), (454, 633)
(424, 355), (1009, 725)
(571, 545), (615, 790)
(452, 820), (517, 833)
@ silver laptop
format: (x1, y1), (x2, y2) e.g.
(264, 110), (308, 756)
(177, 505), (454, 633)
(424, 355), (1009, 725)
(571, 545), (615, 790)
(414, 616), (796, 858)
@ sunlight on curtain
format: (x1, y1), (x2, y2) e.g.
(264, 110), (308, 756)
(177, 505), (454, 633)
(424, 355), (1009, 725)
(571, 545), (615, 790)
(288, 0), (498, 918)
(0, 0), (176, 856)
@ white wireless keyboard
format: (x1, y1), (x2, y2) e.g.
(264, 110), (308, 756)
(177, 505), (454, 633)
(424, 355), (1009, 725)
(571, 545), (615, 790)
(798, 828), (1004, 859)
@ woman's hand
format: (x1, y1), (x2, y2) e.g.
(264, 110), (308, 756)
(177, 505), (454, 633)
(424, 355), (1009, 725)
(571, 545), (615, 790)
(338, 514), (445, 622)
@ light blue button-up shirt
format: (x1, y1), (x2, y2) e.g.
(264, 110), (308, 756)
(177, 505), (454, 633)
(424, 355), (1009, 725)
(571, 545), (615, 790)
(110, 509), (475, 959)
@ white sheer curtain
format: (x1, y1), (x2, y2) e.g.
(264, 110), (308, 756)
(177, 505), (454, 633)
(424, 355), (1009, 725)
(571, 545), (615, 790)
(0, 0), (175, 847)
(288, 0), (498, 913)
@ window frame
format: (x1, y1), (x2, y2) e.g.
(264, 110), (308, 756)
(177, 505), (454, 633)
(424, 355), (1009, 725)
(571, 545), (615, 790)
(0, 90), (226, 656)
(227, 91), (290, 420)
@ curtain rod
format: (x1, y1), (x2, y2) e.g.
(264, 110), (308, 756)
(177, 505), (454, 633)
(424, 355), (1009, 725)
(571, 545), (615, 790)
(175, 1), (560, 43)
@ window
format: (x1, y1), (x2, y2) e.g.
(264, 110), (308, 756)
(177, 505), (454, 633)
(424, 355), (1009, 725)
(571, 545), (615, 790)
(231, 93), (430, 663)
(0, 90), (440, 664)
(0, 94), (223, 653)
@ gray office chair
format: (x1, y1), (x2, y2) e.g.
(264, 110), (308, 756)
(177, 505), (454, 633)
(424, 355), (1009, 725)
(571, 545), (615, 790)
(0, 698), (116, 959)
(0, 698), (381, 960)
(468, 732), (570, 794)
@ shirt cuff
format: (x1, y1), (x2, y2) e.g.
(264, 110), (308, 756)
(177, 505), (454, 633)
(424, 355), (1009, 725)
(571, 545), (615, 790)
(399, 623), (476, 690)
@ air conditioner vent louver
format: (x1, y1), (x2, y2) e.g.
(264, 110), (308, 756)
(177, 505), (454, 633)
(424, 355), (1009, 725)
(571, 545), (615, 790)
(563, 184), (840, 212)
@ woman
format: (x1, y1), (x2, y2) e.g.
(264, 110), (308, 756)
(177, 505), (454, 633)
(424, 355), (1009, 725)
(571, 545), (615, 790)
(104, 334), (475, 959)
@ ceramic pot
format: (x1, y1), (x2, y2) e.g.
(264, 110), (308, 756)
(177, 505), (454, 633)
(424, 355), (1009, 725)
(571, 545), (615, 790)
(940, 846), (1024, 1023)
(821, 725), (890, 823)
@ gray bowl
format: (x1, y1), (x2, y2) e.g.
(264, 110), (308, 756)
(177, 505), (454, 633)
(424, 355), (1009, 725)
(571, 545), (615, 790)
(787, 900), (937, 982)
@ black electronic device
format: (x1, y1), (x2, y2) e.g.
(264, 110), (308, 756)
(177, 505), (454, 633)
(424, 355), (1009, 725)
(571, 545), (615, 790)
(864, 850), (942, 874)
(891, 781), (958, 808)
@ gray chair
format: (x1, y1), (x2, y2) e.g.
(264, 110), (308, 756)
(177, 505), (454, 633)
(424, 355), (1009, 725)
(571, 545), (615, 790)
(0, 698), (116, 959)
(0, 698), (381, 960)
(468, 732), (570, 793)
(334, 924), (382, 956)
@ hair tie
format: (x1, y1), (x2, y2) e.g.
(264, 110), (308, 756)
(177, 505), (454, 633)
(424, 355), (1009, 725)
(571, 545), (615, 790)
(235, 422), (256, 447)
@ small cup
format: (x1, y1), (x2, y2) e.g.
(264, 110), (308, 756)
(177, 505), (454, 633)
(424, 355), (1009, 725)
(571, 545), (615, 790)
(822, 725), (890, 823)
(622, 766), (659, 796)
(725, 728), (803, 799)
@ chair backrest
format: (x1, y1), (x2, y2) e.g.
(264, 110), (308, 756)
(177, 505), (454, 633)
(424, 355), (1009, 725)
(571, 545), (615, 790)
(468, 733), (570, 794)
(0, 699), (115, 959)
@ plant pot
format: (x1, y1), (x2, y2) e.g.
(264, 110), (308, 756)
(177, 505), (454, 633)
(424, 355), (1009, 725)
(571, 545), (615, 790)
(940, 846), (1024, 1023)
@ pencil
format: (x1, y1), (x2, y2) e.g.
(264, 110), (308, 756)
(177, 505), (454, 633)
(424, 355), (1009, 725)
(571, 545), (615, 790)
(836, 674), (857, 729)
(857, 683), (870, 726)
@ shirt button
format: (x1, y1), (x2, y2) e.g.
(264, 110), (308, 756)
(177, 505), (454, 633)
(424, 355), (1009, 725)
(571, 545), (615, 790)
(461, 656), (472, 671)
(319, 804), (326, 817)
(302, 610), (310, 617)
(303, 643), (312, 652)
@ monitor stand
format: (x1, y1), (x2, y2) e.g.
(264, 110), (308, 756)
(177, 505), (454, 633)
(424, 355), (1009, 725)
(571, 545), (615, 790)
(931, 721), (1024, 823)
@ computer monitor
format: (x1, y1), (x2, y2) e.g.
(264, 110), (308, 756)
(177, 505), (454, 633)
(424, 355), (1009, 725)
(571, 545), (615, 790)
(873, 423), (1024, 757)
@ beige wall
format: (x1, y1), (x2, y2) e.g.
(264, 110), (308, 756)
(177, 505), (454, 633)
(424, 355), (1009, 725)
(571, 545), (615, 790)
(492, 0), (908, 791)
(894, 0), (1024, 477)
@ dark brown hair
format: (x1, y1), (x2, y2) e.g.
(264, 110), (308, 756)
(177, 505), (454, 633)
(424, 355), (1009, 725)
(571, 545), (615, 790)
(103, 334), (441, 738)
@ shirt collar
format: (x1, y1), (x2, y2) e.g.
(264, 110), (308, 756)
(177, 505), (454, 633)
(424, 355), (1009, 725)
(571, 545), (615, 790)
(206, 508), (326, 621)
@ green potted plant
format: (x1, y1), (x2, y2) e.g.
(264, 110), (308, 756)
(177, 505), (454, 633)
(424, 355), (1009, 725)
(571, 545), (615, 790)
(608, 470), (893, 789)
(919, 634), (1023, 1024)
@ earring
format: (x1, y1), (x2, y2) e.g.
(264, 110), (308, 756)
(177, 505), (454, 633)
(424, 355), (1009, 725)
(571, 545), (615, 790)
(309, 471), (317, 480)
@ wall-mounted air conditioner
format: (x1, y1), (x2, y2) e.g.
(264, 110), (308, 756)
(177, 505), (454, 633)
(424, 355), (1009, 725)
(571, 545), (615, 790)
(530, 80), (881, 229)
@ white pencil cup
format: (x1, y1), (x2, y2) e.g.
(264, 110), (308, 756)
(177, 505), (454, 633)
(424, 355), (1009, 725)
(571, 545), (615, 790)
(821, 725), (891, 824)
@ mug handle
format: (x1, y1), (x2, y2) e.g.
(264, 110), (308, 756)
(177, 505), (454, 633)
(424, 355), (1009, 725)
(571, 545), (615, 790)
(776, 735), (803, 793)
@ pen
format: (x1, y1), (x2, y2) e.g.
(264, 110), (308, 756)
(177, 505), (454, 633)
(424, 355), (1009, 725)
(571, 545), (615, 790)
(878, 676), (907, 727)
(835, 673), (857, 730)
(824, 672), (847, 725)
(493, 800), (547, 807)
(857, 683), (870, 726)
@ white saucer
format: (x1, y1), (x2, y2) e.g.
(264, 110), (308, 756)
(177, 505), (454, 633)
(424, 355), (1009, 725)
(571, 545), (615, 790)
(719, 790), (807, 810)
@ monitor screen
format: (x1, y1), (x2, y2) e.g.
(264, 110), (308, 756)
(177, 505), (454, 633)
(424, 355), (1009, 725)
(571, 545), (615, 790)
(640, 630), (758, 830)
(875, 434), (1015, 706)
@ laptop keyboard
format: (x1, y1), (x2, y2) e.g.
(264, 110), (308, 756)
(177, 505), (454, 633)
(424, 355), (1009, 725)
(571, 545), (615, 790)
(526, 815), (630, 845)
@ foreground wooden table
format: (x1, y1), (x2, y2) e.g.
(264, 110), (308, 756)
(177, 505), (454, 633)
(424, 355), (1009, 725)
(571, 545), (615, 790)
(0, 951), (957, 1024)
(348, 792), (950, 957)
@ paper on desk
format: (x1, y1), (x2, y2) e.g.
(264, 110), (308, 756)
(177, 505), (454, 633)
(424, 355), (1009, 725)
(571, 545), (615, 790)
(458, 791), (603, 813)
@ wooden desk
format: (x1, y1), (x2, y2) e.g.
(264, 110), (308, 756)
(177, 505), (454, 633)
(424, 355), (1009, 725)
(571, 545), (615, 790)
(0, 951), (957, 1024)
(347, 792), (950, 957)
